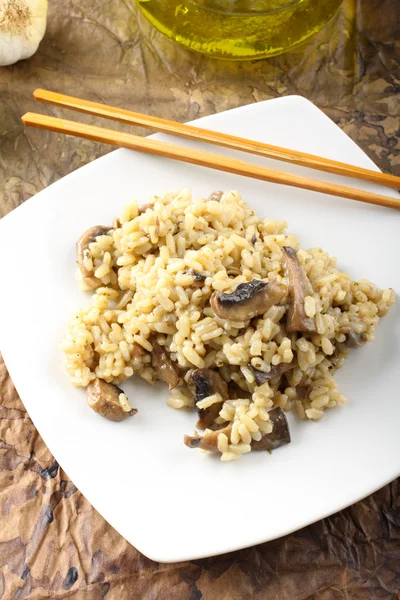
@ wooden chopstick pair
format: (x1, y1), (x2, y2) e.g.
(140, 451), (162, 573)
(21, 89), (400, 210)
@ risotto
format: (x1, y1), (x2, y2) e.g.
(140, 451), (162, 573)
(61, 189), (395, 461)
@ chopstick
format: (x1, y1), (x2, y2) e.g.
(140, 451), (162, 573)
(34, 88), (400, 191)
(21, 112), (400, 210)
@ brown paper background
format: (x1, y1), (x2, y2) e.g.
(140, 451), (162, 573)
(0, 0), (399, 597)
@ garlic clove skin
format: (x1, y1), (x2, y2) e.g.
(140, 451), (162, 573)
(0, 0), (48, 67)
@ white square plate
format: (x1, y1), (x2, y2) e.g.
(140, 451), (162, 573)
(0, 97), (399, 563)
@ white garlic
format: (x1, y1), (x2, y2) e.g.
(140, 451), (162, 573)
(0, 0), (48, 67)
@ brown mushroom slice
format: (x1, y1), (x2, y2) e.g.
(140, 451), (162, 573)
(76, 225), (113, 289)
(345, 330), (367, 348)
(152, 342), (182, 389)
(251, 408), (291, 451)
(282, 246), (316, 333)
(250, 359), (298, 386)
(138, 203), (154, 215)
(207, 191), (224, 202)
(210, 279), (287, 321)
(184, 424), (232, 452)
(87, 378), (137, 422)
(228, 382), (252, 400)
(131, 343), (148, 360)
(184, 408), (291, 453)
(187, 269), (207, 286)
(188, 369), (229, 429)
(293, 385), (309, 402)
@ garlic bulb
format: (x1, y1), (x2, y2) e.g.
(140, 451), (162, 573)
(0, 0), (48, 66)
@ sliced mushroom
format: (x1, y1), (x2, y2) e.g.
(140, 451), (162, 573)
(184, 408), (291, 453)
(228, 382), (252, 400)
(210, 279), (287, 322)
(76, 226), (113, 289)
(345, 330), (367, 348)
(294, 385), (309, 401)
(188, 369), (228, 429)
(152, 342), (182, 389)
(184, 424), (232, 452)
(131, 343), (148, 360)
(251, 408), (291, 451)
(112, 217), (121, 229)
(250, 359), (298, 386)
(138, 203), (154, 215)
(187, 269), (207, 286)
(87, 378), (137, 422)
(207, 191), (223, 202)
(282, 246), (316, 333)
(227, 267), (242, 278)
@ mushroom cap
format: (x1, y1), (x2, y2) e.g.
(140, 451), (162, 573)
(76, 225), (113, 289)
(282, 246), (316, 333)
(87, 378), (137, 422)
(207, 191), (224, 202)
(345, 330), (367, 348)
(184, 424), (233, 452)
(251, 408), (291, 451)
(152, 342), (182, 389)
(188, 369), (228, 429)
(210, 279), (287, 321)
(250, 359), (298, 386)
(184, 408), (291, 453)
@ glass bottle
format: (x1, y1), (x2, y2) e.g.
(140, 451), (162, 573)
(134, 0), (343, 60)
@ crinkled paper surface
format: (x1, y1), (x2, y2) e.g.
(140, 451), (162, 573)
(0, 0), (399, 597)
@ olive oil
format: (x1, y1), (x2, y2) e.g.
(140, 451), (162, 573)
(135, 0), (342, 60)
